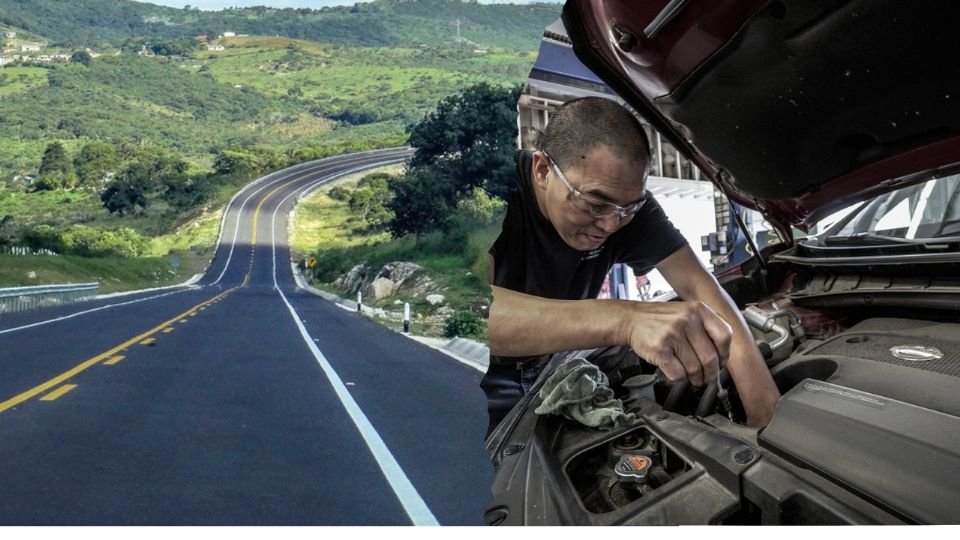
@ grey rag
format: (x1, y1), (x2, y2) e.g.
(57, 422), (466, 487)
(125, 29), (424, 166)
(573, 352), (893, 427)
(534, 357), (637, 430)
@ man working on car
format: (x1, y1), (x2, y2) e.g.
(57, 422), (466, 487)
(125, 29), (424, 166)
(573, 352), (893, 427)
(484, 97), (780, 433)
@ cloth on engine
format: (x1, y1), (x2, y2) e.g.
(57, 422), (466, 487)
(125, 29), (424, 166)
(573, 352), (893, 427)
(534, 357), (636, 430)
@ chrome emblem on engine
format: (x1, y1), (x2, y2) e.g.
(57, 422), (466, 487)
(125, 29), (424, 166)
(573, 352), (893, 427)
(889, 345), (943, 362)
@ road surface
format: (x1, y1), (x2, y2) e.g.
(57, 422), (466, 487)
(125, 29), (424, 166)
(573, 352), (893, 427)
(0, 149), (493, 525)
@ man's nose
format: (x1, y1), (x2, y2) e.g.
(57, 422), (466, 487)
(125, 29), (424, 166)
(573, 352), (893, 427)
(594, 213), (621, 233)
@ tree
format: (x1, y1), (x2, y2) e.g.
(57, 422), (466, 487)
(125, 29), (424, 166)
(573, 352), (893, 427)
(385, 83), (520, 242)
(214, 149), (259, 176)
(407, 82), (521, 199)
(74, 141), (118, 188)
(121, 37), (146, 54)
(348, 187), (374, 220)
(387, 165), (455, 249)
(35, 142), (77, 191)
(346, 172), (394, 226)
(69, 50), (93, 67)
(100, 160), (158, 215)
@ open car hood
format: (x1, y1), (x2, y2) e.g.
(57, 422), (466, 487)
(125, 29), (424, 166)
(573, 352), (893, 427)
(562, 0), (960, 235)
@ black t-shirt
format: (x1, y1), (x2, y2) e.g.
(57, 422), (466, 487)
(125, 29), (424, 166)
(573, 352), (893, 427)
(490, 150), (687, 300)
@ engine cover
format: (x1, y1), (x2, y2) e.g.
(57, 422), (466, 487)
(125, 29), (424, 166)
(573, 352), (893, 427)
(761, 379), (960, 524)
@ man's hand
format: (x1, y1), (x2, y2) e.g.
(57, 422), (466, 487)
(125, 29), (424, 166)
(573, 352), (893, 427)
(620, 300), (732, 387)
(656, 246), (781, 427)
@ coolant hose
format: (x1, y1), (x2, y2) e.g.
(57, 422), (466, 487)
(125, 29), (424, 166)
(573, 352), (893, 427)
(663, 380), (690, 413)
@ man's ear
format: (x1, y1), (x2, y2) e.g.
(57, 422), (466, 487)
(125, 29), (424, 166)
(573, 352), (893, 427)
(531, 151), (551, 189)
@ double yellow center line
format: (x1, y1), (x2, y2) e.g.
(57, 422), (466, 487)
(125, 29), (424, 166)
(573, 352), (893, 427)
(241, 181), (289, 288)
(0, 287), (236, 414)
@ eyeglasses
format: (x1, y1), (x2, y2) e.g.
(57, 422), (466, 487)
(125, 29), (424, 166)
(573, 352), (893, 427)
(544, 152), (647, 220)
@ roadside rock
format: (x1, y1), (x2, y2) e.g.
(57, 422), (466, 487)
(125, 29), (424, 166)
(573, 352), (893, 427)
(379, 262), (421, 287)
(335, 264), (370, 294)
(26, 271), (37, 279)
(369, 277), (398, 299)
(335, 261), (448, 303)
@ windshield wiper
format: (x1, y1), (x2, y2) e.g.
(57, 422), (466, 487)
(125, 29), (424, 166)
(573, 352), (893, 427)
(822, 234), (917, 245)
(817, 234), (960, 247)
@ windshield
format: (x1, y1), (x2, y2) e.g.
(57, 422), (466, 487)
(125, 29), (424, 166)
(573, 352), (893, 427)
(828, 174), (960, 240)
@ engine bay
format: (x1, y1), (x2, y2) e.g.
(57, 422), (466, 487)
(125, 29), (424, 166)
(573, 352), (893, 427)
(486, 298), (960, 525)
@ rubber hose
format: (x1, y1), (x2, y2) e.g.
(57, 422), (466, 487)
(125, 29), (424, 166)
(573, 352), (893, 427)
(663, 380), (690, 412)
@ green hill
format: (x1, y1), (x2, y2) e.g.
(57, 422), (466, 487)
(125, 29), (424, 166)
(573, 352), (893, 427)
(0, 0), (558, 50)
(0, 33), (538, 174)
(0, 0), (554, 289)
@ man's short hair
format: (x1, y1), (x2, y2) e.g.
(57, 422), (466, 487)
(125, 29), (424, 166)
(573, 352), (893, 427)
(540, 97), (651, 175)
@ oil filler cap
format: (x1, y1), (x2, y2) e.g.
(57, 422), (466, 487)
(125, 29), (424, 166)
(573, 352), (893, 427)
(615, 454), (652, 485)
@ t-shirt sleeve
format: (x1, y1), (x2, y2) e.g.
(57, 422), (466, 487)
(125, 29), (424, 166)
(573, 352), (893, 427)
(616, 195), (688, 275)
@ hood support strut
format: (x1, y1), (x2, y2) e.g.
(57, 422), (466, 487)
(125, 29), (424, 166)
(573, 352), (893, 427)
(730, 199), (770, 294)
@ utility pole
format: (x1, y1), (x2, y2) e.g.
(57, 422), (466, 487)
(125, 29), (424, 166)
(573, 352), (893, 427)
(456, 18), (461, 41)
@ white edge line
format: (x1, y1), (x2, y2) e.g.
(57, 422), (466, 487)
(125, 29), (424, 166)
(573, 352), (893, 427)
(274, 290), (439, 526)
(289, 262), (487, 374)
(269, 159), (438, 526)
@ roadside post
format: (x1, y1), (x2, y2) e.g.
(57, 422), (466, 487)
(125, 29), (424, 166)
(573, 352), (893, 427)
(357, 291), (362, 313)
(403, 302), (410, 333)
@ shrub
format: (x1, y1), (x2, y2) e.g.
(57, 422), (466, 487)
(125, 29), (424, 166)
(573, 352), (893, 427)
(443, 310), (485, 339)
(19, 224), (148, 258)
(328, 186), (351, 201)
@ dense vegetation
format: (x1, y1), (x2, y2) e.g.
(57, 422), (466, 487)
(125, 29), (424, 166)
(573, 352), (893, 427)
(300, 82), (519, 336)
(0, 37), (536, 175)
(0, 0), (558, 50)
(0, 0), (555, 304)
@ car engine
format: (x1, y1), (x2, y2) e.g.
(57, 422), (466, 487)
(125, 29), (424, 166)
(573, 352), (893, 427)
(485, 299), (960, 525)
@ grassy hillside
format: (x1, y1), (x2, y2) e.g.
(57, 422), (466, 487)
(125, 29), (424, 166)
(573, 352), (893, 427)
(0, 0), (558, 50)
(0, 0), (552, 296)
(0, 34), (535, 174)
(198, 36), (534, 124)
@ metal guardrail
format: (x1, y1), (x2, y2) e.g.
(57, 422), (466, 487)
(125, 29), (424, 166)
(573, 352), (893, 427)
(0, 282), (99, 315)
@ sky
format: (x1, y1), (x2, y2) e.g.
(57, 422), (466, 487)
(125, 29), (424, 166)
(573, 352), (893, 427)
(141, 0), (559, 11)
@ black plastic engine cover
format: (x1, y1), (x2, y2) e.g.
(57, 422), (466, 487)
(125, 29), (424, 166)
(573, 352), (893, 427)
(760, 379), (960, 524)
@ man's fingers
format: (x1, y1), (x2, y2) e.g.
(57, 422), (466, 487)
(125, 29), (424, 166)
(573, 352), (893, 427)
(651, 351), (686, 383)
(700, 306), (733, 366)
(684, 328), (720, 385)
(672, 337), (705, 387)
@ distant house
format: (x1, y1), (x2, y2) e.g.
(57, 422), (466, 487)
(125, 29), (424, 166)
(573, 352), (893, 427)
(223, 32), (236, 37)
(207, 45), (225, 51)
(20, 44), (40, 52)
(0, 56), (11, 65)
(3, 31), (15, 39)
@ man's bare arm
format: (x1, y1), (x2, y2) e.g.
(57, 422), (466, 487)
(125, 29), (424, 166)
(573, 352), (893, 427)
(656, 245), (781, 426)
(489, 272), (733, 385)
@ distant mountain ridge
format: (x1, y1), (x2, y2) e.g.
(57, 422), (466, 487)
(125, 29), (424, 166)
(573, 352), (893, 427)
(0, 0), (557, 50)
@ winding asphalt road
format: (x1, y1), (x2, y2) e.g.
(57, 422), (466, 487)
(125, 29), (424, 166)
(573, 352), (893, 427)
(0, 148), (493, 525)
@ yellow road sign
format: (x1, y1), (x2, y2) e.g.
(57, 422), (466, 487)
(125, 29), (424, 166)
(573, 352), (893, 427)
(307, 257), (317, 268)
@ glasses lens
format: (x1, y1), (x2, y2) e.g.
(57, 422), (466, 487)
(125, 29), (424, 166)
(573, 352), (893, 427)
(573, 196), (617, 217)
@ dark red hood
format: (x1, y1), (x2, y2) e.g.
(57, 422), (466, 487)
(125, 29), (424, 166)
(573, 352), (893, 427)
(562, 0), (960, 237)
